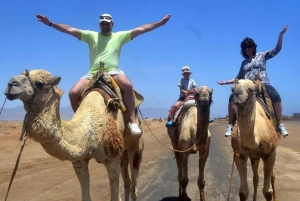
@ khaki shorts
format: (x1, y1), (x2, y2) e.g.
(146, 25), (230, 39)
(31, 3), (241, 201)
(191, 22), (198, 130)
(81, 69), (125, 80)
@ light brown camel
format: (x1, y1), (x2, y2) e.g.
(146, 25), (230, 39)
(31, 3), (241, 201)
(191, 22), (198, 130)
(4, 69), (144, 201)
(231, 79), (279, 201)
(167, 86), (213, 201)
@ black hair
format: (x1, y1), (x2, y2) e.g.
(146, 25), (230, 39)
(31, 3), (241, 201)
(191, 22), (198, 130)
(240, 37), (257, 59)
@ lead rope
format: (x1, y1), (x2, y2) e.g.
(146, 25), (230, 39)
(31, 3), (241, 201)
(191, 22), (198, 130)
(5, 130), (27, 201)
(227, 115), (239, 201)
(0, 97), (7, 115)
(137, 107), (199, 153)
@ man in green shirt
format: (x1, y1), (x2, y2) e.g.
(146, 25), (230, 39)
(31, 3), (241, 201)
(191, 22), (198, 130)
(36, 13), (171, 135)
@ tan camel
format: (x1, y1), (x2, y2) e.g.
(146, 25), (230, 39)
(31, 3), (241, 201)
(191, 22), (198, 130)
(231, 79), (279, 201)
(167, 86), (213, 201)
(4, 69), (144, 201)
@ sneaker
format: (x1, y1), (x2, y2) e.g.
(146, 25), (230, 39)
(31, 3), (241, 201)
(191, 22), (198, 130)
(225, 124), (233, 137)
(278, 124), (289, 137)
(166, 120), (174, 127)
(128, 123), (142, 135)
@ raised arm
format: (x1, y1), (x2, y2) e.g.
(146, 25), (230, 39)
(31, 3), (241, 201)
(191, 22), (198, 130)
(36, 14), (81, 40)
(216, 78), (236, 85)
(131, 14), (171, 40)
(276, 25), (288, 47)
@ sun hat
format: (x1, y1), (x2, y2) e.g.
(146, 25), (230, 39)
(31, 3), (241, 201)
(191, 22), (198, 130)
(182, 66), (191, 73)
(99, 14), (113, 23)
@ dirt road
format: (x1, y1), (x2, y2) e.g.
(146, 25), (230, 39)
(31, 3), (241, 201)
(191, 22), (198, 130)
(1, 120), (299, 200)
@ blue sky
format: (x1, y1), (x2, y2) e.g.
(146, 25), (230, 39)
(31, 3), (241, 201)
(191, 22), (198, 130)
(1, 0), (299, 118)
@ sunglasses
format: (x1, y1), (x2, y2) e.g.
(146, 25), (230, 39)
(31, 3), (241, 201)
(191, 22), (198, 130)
(244, 46), (253, 50)
(182, 69), (190, 72)
(100, 16), (112, 20)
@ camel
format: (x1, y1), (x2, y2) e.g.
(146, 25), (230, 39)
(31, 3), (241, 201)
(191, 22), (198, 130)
(231, 79), (279, 201)
(167, 86), (213, 201)
(4, 69), (144, 201)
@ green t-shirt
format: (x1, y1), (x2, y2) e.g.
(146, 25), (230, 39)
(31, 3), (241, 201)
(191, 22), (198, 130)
(81, 30), (132, 75)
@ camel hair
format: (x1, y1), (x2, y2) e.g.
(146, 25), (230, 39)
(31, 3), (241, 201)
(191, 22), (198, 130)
(4, 69), (144, 201)
(167, 86), (213, 201)
(231, 79), (279, 201)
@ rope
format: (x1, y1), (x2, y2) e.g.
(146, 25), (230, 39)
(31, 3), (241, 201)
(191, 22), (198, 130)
(5, 134), (28, 201)
(227, 151), (235, 201)
(0, 97), (7, 115)
(137, 107), (199, 153)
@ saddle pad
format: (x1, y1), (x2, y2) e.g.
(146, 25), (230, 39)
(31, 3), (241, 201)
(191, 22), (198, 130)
(134, 89), (144, 107)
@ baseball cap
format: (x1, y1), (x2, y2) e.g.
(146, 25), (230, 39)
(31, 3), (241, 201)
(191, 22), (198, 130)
(99, 14), (113, 23)
(182, 66), (191, 73)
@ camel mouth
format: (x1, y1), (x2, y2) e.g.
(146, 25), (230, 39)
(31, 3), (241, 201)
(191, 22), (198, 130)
(5, 93), (19, 101)
(197, 99), (210, 106)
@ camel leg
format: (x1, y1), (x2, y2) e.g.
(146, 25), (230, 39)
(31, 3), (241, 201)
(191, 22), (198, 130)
(121, 151), (131, 201)
(234, 154), (249, 201)
(197, 146), (209, 201)
(250, 158), (260, 201)
(103, 158), (122, 201)
(271, 171), (278, 201)
(127, 140), (144, 201)
(72, 159), (91, 201)
(173, 151), (183, 199)
(262, 154), (276, 201)
(179, 152), (190, 201)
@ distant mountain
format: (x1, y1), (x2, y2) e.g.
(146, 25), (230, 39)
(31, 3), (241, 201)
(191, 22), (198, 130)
(0, 106), (168, 120)
(138, 107), (169, 119)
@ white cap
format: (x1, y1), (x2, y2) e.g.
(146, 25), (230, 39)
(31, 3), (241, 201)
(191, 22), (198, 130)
(182, 66), (191, 73)
(99, 14), (113, 23)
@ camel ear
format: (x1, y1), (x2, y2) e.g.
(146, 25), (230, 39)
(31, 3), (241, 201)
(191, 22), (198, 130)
(51, 76), (61, 86)
(21, 69), (29, 77)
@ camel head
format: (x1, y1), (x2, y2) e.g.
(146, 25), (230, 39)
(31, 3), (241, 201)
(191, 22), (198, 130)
(4, 69), (62, 104)
(232, 79), (256, 106)
(194, 86), (213, 106)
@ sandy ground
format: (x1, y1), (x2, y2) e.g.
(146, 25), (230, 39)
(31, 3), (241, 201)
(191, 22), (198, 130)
(0, 120), (299, 201)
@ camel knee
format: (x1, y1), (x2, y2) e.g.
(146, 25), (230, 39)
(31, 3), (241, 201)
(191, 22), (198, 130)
(197, 179), (205, 189)
(239, 192), (248, 201)
(180, 178), (189, 189)
(132, 152), (142, 169)
(263, 191), (273, 201)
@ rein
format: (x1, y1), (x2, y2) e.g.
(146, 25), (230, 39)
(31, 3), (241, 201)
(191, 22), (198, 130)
(138, 104), (205, 153)
(4, 72), (55, 200)
(5, 124), (28, 201)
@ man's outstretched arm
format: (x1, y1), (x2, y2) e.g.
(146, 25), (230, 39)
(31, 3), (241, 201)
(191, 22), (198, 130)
(36, 14), (81, 40)
(131, 14), (171, 40)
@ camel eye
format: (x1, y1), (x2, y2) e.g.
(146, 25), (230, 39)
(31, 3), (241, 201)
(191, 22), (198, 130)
(35, 81), (44, 89)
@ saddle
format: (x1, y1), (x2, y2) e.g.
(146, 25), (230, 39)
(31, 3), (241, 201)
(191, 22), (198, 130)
(169, 95), (196, 125)
(81, 71), (144, 112)
(254, 80), (277, 128)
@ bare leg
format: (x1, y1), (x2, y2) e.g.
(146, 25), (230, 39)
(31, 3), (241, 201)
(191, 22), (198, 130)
(69, 78), (89, 112)
(112, 74), (136, 124)
(228, 100), (236, 125)
(273, 102), (282, 126)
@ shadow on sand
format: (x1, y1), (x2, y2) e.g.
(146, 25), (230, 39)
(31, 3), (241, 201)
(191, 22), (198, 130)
(160, 197), (178, 201)
(160, 196), (192, 201)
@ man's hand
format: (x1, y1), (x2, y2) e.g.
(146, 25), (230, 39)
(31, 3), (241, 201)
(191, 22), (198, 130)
(159, 14), (171, 26)
(36, 14), (51, 26)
